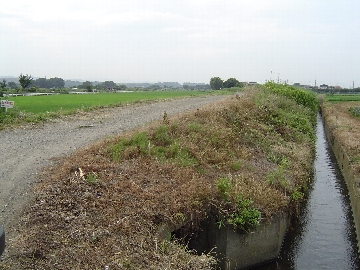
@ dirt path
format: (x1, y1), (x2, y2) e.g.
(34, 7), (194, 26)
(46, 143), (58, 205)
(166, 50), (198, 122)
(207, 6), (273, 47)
(0, 95), (228, 240)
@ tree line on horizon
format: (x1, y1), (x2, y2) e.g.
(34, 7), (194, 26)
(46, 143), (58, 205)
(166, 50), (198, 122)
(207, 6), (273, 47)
(0, 74), (211, 92)
(210, 77), (243, 90)
(2, 74), (244, 92)
(0, 74), (128, 93)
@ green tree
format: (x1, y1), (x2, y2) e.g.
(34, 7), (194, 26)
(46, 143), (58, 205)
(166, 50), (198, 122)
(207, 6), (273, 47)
(115, 84), (127, 91)
(223, 78), (243, 88)
(18, 73), (33, 90)
(48, 77), (65, 88)
(28, 86), (37, 93)
(33, 78), (48, 88)
(86, 85), (93, 92)
(104, 81), (116, 89)
(7, 82), (17, 89)
(210, 77), (223, 90)
(148, 84), (161, 90)
(0, 79), (6, 97)
(0, 79), (7, 89)
(78, 81), (93, 90)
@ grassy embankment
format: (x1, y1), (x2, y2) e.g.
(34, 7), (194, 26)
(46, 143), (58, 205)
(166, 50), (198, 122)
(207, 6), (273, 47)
(0, 90), (234, 130)
(0, 84), (318, 269)
(320, 94), (360, 178)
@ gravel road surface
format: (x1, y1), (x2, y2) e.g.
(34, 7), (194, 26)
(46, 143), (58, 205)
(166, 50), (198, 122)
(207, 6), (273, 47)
(0, 95), (228, 241)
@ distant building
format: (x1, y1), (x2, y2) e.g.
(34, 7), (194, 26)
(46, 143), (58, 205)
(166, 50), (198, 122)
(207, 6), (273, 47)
(293, 83), (313, 89)
(241, 82), (259, 86)
(124, 82), (182, 89)
(319, 84), (329, 89)
(182, 82), (210, 90)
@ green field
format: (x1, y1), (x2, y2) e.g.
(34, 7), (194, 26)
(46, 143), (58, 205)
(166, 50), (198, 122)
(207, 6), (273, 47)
(324, 94), (360, 102)
(7, 91), (212, 114)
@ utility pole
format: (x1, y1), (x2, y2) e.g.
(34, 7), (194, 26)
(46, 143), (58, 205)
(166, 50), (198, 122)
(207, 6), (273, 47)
(353, 81), (355, 89)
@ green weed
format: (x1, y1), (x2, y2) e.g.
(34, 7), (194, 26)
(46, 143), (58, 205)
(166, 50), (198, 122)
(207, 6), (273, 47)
(231, 161), (242, 171)
(175, 148), (199, 166)
(187, 122), (201, 132)
(153, 124), (172, 146)
(228, 196), (261, 230)
(351, 155), (360, 163)
(216, 177), (261, 231)
(267, 167), (290, 192)
(216, 177), (231, 199)
(291, 190), (304, 201)
(112, 132), (149, 160)
(86, 172), (98, 184)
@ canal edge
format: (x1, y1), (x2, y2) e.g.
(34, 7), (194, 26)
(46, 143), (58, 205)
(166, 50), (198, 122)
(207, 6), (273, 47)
(321, 107), (360, 254)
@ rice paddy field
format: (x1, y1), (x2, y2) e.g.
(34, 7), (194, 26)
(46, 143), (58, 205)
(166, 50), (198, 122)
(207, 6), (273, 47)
(8, 91), (213, 114)
(324, 94), (360, 102)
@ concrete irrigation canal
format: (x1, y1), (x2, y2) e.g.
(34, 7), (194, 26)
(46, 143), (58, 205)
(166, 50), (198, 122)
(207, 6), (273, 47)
(251, 113), (360, 269)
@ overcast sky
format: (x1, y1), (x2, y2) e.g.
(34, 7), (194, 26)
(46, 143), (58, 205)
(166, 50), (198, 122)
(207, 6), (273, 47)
(1, 0), (359, 87)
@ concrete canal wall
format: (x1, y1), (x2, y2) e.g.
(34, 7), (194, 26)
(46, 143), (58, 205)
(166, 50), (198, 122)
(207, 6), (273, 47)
(208, 213), (289, 270)
(322, 111), (360, 253)
(159, 212), (289, 270)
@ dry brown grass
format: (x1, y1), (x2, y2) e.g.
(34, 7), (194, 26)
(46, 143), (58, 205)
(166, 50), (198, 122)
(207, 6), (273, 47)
(321, 101), (360, 177)
(1, 87), (316, 269)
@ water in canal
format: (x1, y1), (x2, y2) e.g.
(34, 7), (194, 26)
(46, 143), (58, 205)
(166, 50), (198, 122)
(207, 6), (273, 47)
(253, 114), (360, 269)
